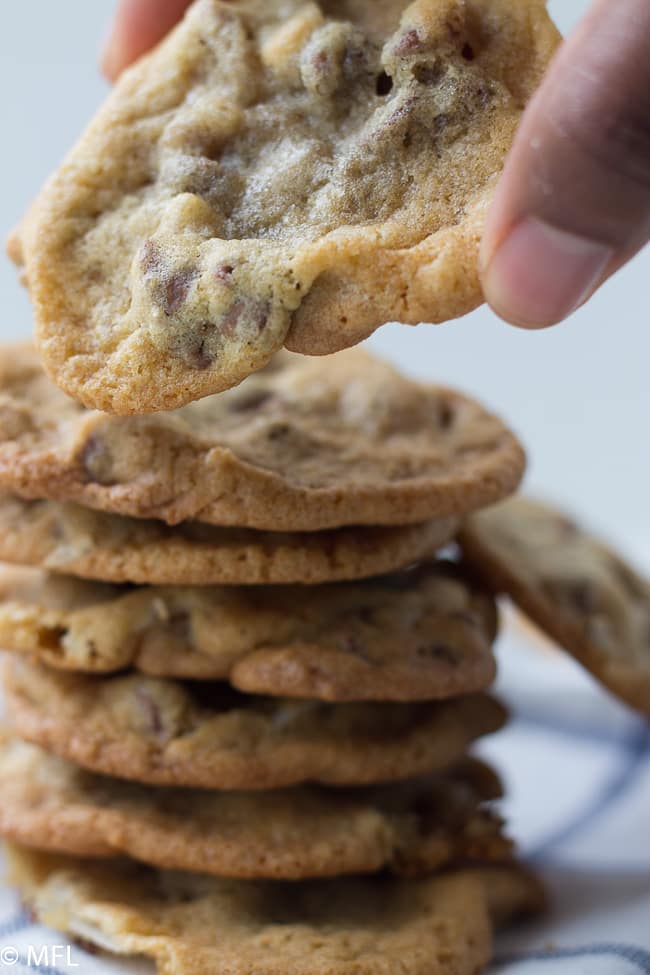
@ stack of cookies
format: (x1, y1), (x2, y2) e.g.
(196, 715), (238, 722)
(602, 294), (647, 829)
(1, 0), (575, 970)
(4, 0), (649, 966)
(0, 343), (546, 974)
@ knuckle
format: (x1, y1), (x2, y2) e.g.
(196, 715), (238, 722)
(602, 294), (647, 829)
(559, 92), (650, 195)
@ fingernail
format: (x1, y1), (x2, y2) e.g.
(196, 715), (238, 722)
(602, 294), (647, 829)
(482, 217), (613, 328)
(99, 25), (122, 81)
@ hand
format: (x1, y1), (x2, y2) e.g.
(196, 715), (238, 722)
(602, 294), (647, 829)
(481, 0), (650, 328)
(102, 0), (650, 330)
(101, 0), (192, 81)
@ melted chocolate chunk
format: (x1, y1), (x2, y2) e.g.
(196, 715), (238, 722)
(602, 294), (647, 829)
(394, 29), (425, 55)
(229, 389), (275, 413)
(163, 269), (196, 315)
(140, 239), (161, 274)
(80, 434), (117, 486)
(415, 644), (461, 665)
(135, 686), (164, 736)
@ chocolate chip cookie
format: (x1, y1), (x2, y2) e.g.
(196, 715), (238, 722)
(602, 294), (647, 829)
(0, 562), (497, 699)
(13, 0), (559, 413)
(0, 735), (510, 879)
(3, 658), (506, 789)
(460, 498), (650, 717)
(0, 495), (457, 585)
(0, 344), (525, 530)
(7, 845), (496, 975)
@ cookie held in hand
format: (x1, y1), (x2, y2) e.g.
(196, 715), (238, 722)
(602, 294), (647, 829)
(13, 0), (559, 413)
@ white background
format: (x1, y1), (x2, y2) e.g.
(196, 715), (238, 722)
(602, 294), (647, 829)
(0, 1), (648, 565)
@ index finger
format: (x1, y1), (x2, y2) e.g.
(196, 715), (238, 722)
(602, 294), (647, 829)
(101, 0), (193, 81)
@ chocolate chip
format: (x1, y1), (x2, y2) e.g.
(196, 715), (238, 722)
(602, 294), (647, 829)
(37, 625), (67, 652)
(169, 612), (192, 644)
(140, 239), (161, 274)
(140, 240), (197, 316)
(173, 295), (270, 371)
(461, 43), (475, 61)
(70, 938), (102, 957)
(229, 389), (275, 413)
(163, 269), (196, 315)
(188, 332), (215, 371)
(339, 633), (374, 664)
(221, 300), (246, 339)
(567, 582), (597, 614)
(266, 421), (291, 441)
(86, 640), (99, 661)
(438, 400), (455, 430)
(135, 686), (164, 736)
(415, 644), (461, 665)
(220, 297), (270, 339)
(80, 434), (117, 486)
(394, 29), (424, 55)
(254, 300), (270, 333)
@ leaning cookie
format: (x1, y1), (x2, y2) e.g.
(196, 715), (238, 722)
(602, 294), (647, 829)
(8, 845), (498, 975)
(459, 498), (650, 717)
(13, 0), (560, 413)
(0, 345), (525, 531)
(0, 735), (511, 880)
(0, 562), (498, 700)
(0, 495), (457, 585)
(2, 658), (506, 789)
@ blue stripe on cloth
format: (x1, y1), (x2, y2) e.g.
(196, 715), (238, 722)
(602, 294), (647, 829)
(15, 962), (68, 975)
(0, 910), (32, 938)
(527, 726), (650, 860)
(492, 943), (650, 974)
(513, 712), (650, 751)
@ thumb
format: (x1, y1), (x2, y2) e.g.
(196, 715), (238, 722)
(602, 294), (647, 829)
(101, 0), (193, 81)
(481, 0), (650, 329)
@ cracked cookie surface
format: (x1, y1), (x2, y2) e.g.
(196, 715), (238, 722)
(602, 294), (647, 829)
(0, 345), (525, 530)
(0, 562), (497, 699)
(0, 495), (457, 585)
(0, 735), (511, 879)
(13, 0), (559, 413)
(8, 845), (497, 975)
(460, 498), (650, 717)
(2, 658), (506, 789)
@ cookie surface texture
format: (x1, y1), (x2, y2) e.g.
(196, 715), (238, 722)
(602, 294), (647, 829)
(16, 0), (559, 412)
(2, 658), (506, 789)
(0, 344), (525, 530)
(460, 498), (650, 717)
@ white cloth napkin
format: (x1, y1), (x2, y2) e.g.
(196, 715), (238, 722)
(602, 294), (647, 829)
(1, 615), (648, 974)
